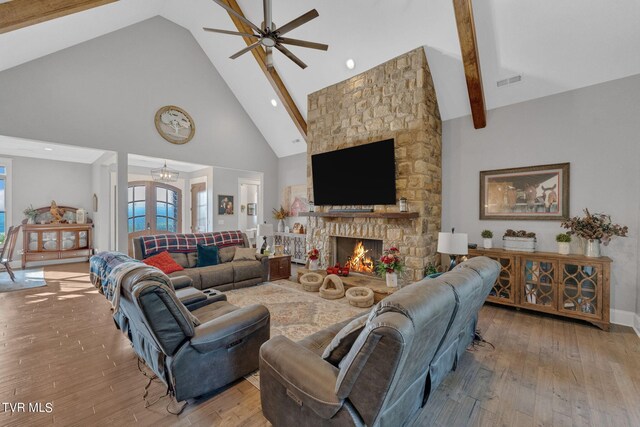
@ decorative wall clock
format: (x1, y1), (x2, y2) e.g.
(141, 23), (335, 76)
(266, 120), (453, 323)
(154, 105), (195, 144)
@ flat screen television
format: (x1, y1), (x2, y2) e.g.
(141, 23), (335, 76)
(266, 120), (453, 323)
(311, 139), (396, 206)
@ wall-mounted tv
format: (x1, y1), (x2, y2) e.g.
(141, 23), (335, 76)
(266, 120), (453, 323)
(311, 139), (396, 206)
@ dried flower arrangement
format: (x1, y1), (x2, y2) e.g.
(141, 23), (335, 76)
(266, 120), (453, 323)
(561, 208), (628, 245)
(272, 206), (289, 220)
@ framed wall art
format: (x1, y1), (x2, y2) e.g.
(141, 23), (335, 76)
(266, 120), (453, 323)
(247, 203), (257, 216)
(218, 195), (234, 215)
(154, 105), (195, 145)
(479, 163), (570, 220)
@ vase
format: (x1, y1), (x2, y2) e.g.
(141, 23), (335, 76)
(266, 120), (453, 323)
(277, 219), (285, 232)
(483, 238), (493, 249)
(558, 242), (570, 255)
(27, 217), (36, 224)
(386, 272), (398, 288)
(309, 259), (319, 271)
(584, 239), (601, 257)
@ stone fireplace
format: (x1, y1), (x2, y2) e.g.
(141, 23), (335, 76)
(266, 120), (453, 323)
(306, 47), (442, 283)
(333, 237), (383, 276)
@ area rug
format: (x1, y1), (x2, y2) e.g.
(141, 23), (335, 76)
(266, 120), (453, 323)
(0, 269), (47, 292)
(224, 280), (370, 389)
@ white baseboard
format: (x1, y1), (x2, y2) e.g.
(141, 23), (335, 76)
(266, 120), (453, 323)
(610, 309), (636, 327)
(634, 314), (640, 339)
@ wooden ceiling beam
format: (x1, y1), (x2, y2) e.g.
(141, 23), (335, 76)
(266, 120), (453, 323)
(0, 0), (118, 34)
(220, 0), (308, 140)
(452, 0), (486, 129)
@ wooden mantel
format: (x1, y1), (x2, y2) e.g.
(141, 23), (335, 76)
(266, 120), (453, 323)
(300, 212), (419, 219)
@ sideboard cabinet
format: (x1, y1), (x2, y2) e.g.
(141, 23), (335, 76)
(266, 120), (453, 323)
(468, 248), (611, 330)
(22, 223), (93, 268)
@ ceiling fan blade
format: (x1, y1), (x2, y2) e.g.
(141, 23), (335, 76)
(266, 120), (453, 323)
(263, 0), (272, 31)
(275, 43), (307, 69)
(203, 27), (259, 38)
(275, 9), (319, 36)
(212, 0), (263, 34)
(278, 37), (328, 51)
(230, 41), (262, 59)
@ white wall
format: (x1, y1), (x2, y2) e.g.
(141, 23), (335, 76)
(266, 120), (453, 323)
(442, 74), (640, 319)
(0, 16), (279, 247)
(9, 156), (93, 259)
(278, 152), (308, 229)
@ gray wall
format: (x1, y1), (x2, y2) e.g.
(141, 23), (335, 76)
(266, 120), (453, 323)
(442, 74), (640, 317)
(0, 16), (279, 237)
(277, 152), (307, 229)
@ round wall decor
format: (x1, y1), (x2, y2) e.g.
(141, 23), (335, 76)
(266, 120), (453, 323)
(154, 105), (195, 144)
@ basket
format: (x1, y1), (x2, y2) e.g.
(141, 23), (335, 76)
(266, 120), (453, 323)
(503, 236), (536, 252)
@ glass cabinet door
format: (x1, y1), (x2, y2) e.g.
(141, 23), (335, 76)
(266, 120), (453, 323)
(42, 232), (59, 251)
(28, 232), (39, 251)
(486, 256), (516, 304)
(61, 231), (77, 250)
(78, 230), (88, 248)
(559, 262), (602, 317)
(521, 258), (557, 312)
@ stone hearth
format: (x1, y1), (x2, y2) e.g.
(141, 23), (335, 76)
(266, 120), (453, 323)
(306, 47), (442, 282)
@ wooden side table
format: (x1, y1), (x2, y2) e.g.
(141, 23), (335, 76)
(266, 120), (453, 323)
(268, 255), (292, 281)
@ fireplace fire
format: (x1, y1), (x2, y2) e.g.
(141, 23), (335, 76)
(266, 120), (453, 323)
(334, 237), (383, 276)
(347, 241), (375, 274)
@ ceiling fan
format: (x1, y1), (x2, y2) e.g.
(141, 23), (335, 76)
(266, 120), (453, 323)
(203, 0), (328, 69)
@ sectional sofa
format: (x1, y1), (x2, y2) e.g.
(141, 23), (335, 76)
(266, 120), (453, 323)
(131, 231), (269, 291)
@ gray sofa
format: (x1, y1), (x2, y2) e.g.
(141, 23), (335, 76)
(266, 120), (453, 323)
(259, 256), (499, 426)
(132, 232), (268, 291)
(118, 265), (270, 401)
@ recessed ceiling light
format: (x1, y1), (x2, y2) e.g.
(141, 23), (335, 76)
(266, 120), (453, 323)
(270, 99), (278, 107)
(44, 147), (53, 151)
(346, 59), (355, 70)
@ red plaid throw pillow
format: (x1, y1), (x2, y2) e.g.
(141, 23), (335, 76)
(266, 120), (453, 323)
(143, 251), (184, 275)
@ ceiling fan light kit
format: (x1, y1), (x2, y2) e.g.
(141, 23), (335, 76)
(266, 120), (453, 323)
(204, 0), (328, 69)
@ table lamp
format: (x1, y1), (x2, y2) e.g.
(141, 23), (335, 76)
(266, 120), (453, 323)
(257, 223), (274, 254)
(437, 228), (468, 271)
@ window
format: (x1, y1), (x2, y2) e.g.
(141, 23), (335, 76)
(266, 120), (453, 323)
(0, 159), (11, 245)
(156, 186), (178, 232)
(127, 184), (147, 233)
(127, 181), (181, 235)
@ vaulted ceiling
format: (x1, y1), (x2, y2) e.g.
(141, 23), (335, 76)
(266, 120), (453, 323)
(1, 0), (639, 157)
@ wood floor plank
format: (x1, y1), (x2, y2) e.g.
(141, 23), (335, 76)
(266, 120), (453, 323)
(1, 263), (639, 427)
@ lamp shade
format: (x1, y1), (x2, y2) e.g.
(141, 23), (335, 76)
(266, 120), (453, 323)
(257, 223), (274, 237)
(437, 232), (468, 255)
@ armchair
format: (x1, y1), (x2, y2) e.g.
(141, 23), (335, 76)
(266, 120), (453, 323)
(118, 271), (270, 401)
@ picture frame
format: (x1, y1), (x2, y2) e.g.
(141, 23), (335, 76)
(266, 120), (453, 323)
(218, 195), (234, 215)
(479, 163), (570, 221)
(247, 203), (256, 216)
(283, 184), (309, 217)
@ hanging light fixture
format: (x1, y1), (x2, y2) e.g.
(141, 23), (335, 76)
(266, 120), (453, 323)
(151, 161), (179, 183)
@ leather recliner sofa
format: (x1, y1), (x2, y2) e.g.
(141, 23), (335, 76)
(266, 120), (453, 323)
(259, 256), (499, 426)
(117, 266), (270, 401)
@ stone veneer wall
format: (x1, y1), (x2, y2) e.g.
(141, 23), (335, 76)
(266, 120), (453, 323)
(306, 47), (442, 282)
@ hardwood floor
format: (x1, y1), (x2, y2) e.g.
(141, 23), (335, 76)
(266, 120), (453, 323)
(0, 262), (638, 426)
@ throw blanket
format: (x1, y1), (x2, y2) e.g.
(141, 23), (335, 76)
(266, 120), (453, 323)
(104, 262), (173, 314)
(140, 231), (244, 257)
(90, 251), (141, 294)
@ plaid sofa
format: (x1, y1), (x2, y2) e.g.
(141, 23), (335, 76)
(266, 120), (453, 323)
(132, 231), (269, 291)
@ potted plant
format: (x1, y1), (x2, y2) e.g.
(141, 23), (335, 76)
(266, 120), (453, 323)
(376, 246), (404, 288)
(23, 205), (38, 224)
(272, 206), (289, 232)
(481, 230), (493, 249)
(307, 247), (320, 270)
(503, 229), (537, 252)
(561, 208), (628, 257)
(555, 233), (571, 255)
